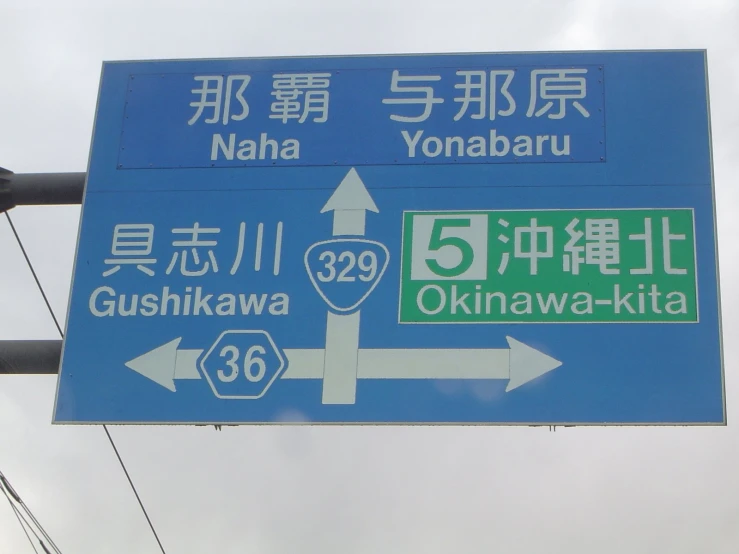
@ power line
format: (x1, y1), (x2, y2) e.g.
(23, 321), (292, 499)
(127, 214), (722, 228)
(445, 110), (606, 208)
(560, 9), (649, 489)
(102, 426), (168, 553)
(1, 470), (56, 553)
(3, 213), (63, 336)
(7, 479), (62, 553)
(3, 211), (168, 554)
(1, 480), (40, 554)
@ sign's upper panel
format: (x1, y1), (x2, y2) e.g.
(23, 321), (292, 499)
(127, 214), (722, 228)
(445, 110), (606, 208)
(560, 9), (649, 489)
(89, 50), (711, 191)
(118, 63), (605, 168)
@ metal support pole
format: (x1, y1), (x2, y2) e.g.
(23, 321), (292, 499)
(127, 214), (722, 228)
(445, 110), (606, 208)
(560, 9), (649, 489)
(0, 168), (83, 374)
(0, 340), (62, 374)
(0, 167), (85, 213)
(0, 168), (12, 213)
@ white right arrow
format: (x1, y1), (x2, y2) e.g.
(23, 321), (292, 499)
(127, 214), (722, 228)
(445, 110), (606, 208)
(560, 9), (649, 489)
(282, 336), (562, 393)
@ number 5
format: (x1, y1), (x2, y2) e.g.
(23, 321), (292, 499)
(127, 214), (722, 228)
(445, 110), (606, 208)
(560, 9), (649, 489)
(425, 219), (475, 277)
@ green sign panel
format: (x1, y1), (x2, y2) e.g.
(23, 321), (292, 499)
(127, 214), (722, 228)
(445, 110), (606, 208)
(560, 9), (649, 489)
(399, 209), (697, 323)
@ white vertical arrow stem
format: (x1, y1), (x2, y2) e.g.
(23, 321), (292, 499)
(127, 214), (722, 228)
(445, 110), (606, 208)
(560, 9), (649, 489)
(322, 202), (363, 403)
(332, 209), (367, 236)
(319, 168), (378, 404)
(322, 311), (361, 404)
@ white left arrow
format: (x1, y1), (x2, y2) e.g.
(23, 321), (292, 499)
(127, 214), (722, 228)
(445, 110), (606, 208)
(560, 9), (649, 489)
(124, 338), (202, 391)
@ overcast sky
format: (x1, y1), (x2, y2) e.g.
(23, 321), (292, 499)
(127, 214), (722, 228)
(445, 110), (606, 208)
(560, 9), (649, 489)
(2, 0), (739, 552)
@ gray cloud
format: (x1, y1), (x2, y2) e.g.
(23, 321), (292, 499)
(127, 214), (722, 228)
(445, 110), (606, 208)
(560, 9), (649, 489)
(2, 1), (739, 552)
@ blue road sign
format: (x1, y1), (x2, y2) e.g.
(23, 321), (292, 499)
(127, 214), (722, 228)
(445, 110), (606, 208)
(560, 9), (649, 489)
(53, 50), (724, 425)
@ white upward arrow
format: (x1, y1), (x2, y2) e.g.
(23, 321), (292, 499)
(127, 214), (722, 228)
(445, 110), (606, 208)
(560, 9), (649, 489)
(320, 167), (379, 236)
(318, 168), (379, 404)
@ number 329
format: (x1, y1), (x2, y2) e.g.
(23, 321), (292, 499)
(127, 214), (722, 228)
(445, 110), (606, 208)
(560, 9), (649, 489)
(317, 250), (378, 283)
